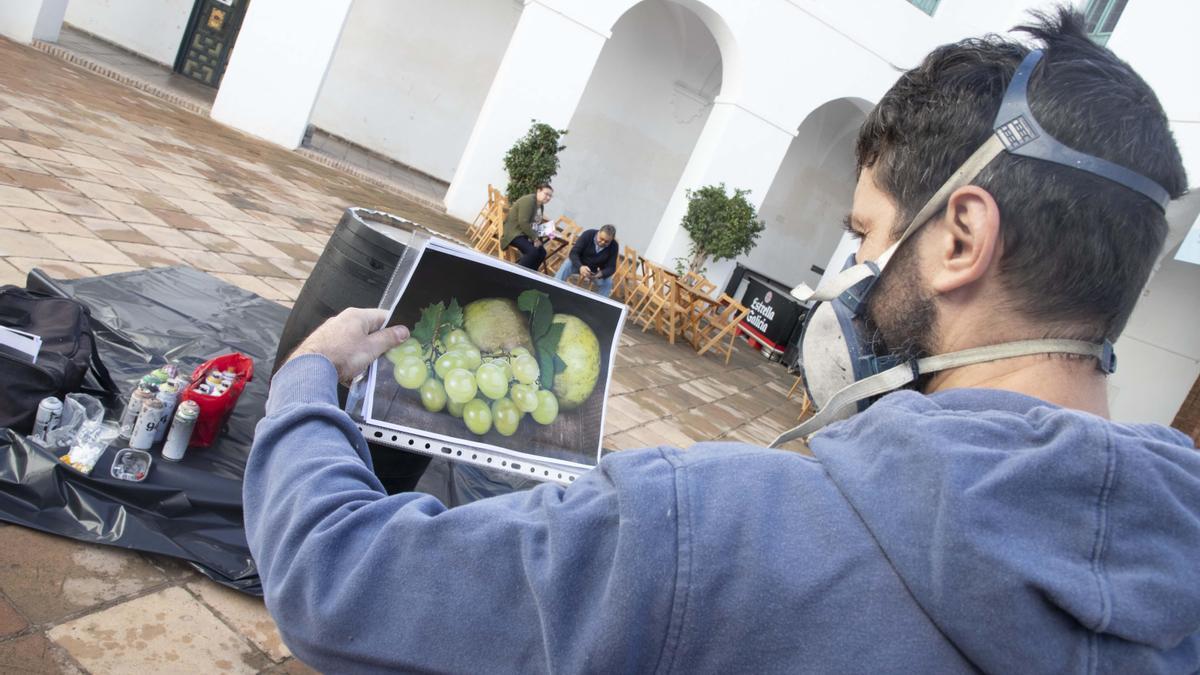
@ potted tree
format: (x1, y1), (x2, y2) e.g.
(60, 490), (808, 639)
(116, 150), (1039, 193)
(503, 121), (568, 202)
(678, 184), (766, 274)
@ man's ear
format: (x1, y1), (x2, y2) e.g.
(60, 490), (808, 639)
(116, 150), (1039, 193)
(925, 185), (1001, 294)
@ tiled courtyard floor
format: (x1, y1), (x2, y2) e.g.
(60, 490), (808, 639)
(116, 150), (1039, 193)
(0, 35), (805, 673)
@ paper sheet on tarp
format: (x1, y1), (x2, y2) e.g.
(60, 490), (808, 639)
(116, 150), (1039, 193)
(0, 266), (277, 594)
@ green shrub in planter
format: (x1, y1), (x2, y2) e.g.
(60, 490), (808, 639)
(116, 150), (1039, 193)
(677, 183), (765, 275)
(503, 121), (567, 202)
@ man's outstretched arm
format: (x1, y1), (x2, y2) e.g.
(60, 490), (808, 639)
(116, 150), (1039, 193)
(244, 310), (681, 673)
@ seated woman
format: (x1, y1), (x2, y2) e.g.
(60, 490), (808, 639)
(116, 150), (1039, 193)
(501, 183), (554, 270)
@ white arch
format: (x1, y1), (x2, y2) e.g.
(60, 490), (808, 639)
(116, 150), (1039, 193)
(553, 0), (726, 251)
(744, 96), (875, 288)
(541, 0), (743, 102)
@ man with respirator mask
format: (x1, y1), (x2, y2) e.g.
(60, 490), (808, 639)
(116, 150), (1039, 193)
(244, 9), (1199, 673)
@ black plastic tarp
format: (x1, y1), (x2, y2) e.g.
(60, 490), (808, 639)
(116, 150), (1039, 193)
(0, 266), (280, 594)
(0, 265), (547, 596)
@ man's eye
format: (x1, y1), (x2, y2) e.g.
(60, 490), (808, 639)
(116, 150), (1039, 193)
(842, 216), (864, 241)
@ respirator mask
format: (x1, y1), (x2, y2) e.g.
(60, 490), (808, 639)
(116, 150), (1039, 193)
(770, 49), (1170, 447)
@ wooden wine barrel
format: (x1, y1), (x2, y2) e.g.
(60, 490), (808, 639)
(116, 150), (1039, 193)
(273, 207), (429, 493)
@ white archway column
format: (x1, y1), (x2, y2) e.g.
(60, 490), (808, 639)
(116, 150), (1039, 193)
(211, 0), (353, 149)
(643, 98), (796, 282)
(0, 0), (68, 44)
(443, 1), (611, 221)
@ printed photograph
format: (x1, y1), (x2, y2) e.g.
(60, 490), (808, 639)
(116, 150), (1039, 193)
(365, 242), (625, 466)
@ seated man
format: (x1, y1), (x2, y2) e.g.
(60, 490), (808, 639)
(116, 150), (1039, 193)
(245, 11), (1199, 673)
(501, 183), (553, 270)
(554, 224), (618, 296)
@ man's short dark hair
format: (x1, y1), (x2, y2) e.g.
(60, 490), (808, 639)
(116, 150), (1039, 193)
(536, 183), (553, 192)
(600, 224), (616, 238)
(856, 7), (1187, 340)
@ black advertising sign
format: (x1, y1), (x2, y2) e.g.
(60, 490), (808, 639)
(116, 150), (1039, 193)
(738, 275), (804, 357)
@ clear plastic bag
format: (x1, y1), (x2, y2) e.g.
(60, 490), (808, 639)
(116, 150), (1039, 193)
(43, 393), (118, 474)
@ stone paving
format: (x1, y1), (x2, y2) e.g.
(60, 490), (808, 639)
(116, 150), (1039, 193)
(0, 35), (805, 673)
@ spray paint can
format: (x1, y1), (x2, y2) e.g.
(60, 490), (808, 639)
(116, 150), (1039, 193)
(152, 382), (180, 443)
(32, 397), (63, 443)
(119, 386), (155, 440)
(129, 398), (164, 450)
(161, 400), (199, 461)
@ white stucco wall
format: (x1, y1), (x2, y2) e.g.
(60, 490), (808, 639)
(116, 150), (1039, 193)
(1097, 0), (1200, 425)
(64, 0), (192, 66)
(1106, 0), (1200, 181)
(745, 99), (869, 288)
(0, 0), (68, 43)
(309, 0), (521, 182)
(1111, 232), (1200, 425)
(212, 0), (354, 148)
(552, 0), (720, 253)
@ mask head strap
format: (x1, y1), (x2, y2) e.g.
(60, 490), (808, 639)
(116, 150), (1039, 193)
(995, 49), (1169, 212)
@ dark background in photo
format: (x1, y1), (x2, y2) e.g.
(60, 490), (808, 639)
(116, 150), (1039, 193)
(370, 247), (623, 466)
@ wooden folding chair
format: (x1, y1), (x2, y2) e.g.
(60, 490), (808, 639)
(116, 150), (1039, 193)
(633, 265), (674, 334)
(675, 270), (718, 337)
(787, 374), (804, 399)
(621, 255), (653, 312)
(474, 211), (502, 256)
(787, 373), (814, 420)
(694, 294), (750, 364)
(680, 271), (717, 298)
(467, 184), (502, 245)
(609, 245), (639, 301)
(469, 189), (505, 247)
(543, 216), (582, 276)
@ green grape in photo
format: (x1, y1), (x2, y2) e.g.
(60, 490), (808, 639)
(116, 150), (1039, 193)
(463, 399), (492, 435)
(510, 383), (539, 414)
(393, 355), (428, 390)
(476, 362), (508, 400)
(532, 390), (559, 425)
(385, 339), (423, 365)
(444, 328), (472, 349)
(454, 346), (483, 371)
(512, 354), (539, 385)
(419, 378), (447, 413)
(447, 399), (466, 418)
(434, 352), (463, 380)
(491, 398), (522, 437)
(444, 368), (478, 404)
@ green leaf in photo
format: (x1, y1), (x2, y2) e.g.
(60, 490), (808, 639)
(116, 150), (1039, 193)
(411, 301), (444, 349)
(439, 297), (464, 340)
(517, 289), (542, 314)
(535, 321), (565, 391)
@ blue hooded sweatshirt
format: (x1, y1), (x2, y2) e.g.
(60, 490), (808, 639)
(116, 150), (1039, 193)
(244, 355), (1200, 673)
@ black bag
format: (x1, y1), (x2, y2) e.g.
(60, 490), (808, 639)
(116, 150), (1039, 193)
(0, 285), (118, 433)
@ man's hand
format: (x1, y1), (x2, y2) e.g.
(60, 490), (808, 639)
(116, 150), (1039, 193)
(580, 266), (593, 279)
(534, 239), (543, 248)
(287, 308), (409, 385)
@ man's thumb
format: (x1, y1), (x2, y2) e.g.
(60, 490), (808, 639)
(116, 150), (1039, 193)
(365, 324), (409, 358)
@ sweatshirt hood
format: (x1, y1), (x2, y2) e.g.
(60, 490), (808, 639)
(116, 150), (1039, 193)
(810, 388), (1200, 672)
